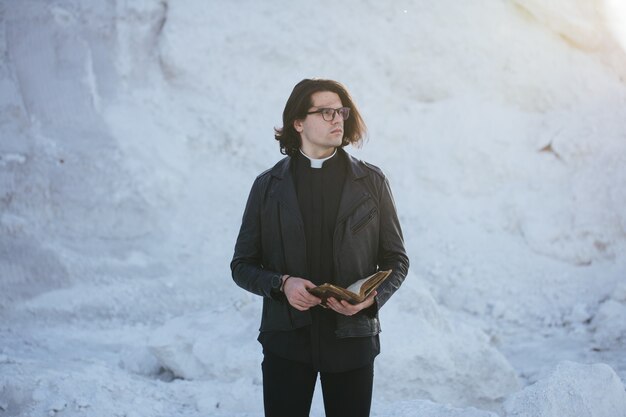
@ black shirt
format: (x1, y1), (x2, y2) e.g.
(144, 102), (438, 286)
(258, 150), (380, 372)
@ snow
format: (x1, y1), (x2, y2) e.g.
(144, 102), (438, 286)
(503, 361), (626, 417)
(592, 282), (626, 349)
(1, 0), (626, 416)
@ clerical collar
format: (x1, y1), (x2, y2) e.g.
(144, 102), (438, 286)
(299, 149), (337, 169)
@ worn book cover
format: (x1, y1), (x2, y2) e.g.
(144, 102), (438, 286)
(307, 270), (392, 306)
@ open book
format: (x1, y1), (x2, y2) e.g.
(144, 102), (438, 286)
(307, 270), (392, 306)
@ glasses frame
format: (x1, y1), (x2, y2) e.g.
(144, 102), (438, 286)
(306, 107), (351, 122)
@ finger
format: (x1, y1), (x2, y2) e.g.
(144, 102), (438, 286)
(326, 298), (339, 309)
(293, 294), (319, 309)
(301, 291), (321, 305)
(301, 280), (319, 289)
(340, 301), (359, 315)
(366, 291), (378, 302)
(331, 298), (349, 309)
(302, 300), (317, 308)
(294, 302), (309, 311)
(327, 299), (353, 316)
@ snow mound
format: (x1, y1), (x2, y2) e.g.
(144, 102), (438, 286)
(0, 362), (166, 417)
(148, 281), (519, 410)
(376, 280), (520, 410)
(0, 235), (70, 309)
(2, 0), (626, 416)
(592, 281), (626, 348)
(148, 296), (261, 382)
(503, 361), (626, 417)
(511, 0), (626, 76)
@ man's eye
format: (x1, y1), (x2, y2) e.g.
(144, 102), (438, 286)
(322, 109), (334, 117)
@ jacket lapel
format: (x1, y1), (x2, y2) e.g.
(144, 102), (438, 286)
(269, 156), (303, 226)
(269, 156), (308, 276)
(268, 150), (371, 236)
(335, 150), (370, 226)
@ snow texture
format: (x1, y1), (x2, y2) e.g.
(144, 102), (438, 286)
(1, 0), (626, 416)
(503, 361), (626, 417)
(591, 281), (626, 349)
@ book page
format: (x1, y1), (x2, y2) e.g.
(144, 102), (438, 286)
(346, 277), (368, 295)
(344, 270), (392, 299)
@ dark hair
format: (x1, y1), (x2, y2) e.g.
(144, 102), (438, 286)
(274, 79), (367, 156)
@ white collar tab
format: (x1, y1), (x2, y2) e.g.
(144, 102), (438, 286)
(299, 148), (337, 169)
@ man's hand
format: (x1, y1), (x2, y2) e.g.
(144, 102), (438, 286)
(283, 276), (322, 311)
(326, 291), (377, 316)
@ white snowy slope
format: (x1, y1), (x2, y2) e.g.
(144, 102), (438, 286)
(1, 0), (626, 416)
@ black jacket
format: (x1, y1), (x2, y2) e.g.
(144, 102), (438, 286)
(231, 149), (409, 338)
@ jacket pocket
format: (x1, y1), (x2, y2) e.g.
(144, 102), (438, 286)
(335, 314), (381, 338)
(351, 208), (378, 234)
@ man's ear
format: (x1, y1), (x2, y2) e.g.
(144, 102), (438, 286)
(293, 119), (303, 133)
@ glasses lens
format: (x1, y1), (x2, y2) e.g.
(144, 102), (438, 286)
(339, 107), (350, 120)
(321, 109), (335, 121)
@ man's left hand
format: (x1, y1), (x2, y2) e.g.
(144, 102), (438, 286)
(326, 291), (377, 316)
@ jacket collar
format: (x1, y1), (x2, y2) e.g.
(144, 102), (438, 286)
(269, 148), (370, 227)
(270, 147), (368, 181)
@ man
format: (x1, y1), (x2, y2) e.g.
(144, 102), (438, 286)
(231, 79), (409, 417)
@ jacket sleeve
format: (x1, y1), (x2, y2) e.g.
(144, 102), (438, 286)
(230, 177), (283, 300)
(374, 176), (409, 310)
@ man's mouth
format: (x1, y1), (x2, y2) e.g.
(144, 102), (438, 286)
(331, 127), (343, 134)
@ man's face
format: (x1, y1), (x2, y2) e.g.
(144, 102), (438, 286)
(294, 91), (344, 158)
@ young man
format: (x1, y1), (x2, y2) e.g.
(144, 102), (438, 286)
(231, 79), (409, 417)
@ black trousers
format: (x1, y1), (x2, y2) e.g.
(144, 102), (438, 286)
(262, 351), (374, 417)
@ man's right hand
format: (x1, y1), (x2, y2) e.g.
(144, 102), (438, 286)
(282, 276), (321, 311)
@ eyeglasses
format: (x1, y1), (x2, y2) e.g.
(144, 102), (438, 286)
(306, 107), (350, 121)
